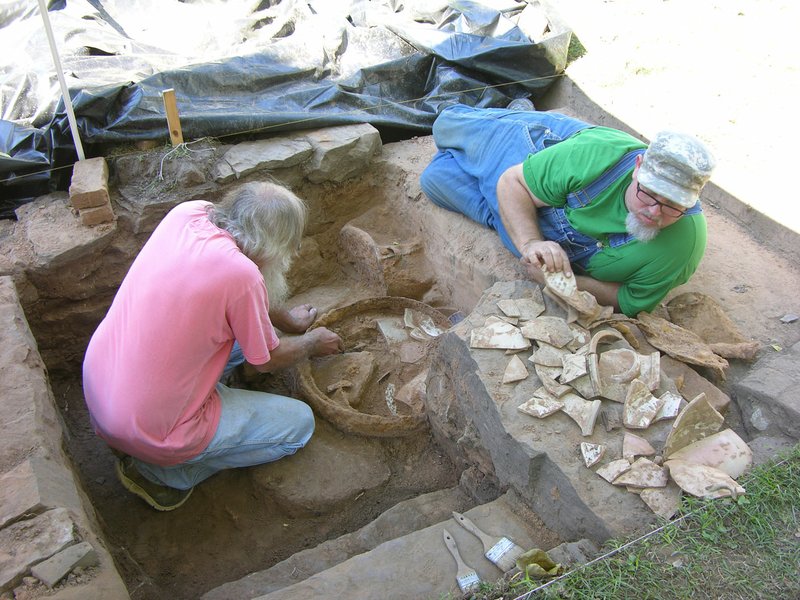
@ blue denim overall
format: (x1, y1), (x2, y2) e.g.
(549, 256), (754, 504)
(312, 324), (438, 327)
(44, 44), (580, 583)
(420, 104), (701, 270)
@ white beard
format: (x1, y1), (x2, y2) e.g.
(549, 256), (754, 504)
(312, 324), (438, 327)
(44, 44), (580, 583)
(261, 255), (291, 308)
(625, 212), (660, 243)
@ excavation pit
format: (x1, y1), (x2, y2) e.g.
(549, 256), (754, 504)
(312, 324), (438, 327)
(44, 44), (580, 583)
(2, 114), (799, 599)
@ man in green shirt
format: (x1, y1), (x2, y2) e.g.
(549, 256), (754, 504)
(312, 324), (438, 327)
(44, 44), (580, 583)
(420, 104), (716, 316)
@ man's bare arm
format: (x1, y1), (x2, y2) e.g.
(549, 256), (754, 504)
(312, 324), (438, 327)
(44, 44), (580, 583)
(574, 276), (622, 311)
(251, 327), (343, 373)
(497, 164), (572, 275)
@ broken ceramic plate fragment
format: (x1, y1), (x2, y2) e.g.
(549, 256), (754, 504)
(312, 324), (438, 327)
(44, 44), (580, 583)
(581, 442), (605, 468)
(409, 328), (431, 341)
(665, 459), (746, 499)
(560, 393), (602, 436)
(515, 293), (547, 321)
(497, 315), (520, 326)
(567, 323), (591, 352)
(534, 364), (572, 397)
(399, 341), (426, 364)
(497, 298), (522, 318)
(560, 353), (588, 384)
(668, 429), (753, 478)
(470, 316), (530, 350)
(543, 270), (612, 326)
(640, 481), (682, 519)
(518, 388), (564, 418)
(403, 308), (416, 329)
(377, 317), (410, 344)
(613, 457), (668, 489)
(635, 312), (729, 379)
(596, 459), (632, 483)
(655, 391), (684, 421)
(568, 373), (597, 400)
(418, 316), (444, 338)
(521, 316), (574, 348)
(588, 329), (626, 354)
(623, 378), (665, 429)
(663, 393), (724, 458)
(503, 354), (529, 384)
(622, 432), (657, 462)
(529, 342), (571, 368)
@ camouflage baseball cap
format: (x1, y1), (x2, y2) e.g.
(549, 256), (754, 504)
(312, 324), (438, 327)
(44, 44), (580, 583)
(638, 131), (716, 208)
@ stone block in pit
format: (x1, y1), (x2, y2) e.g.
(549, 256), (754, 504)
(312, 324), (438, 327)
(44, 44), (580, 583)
(303, 123), (381, 183)
(733, 341), (800, 440)
(249, 422), (390, 517)
(0, 458), (82, 529)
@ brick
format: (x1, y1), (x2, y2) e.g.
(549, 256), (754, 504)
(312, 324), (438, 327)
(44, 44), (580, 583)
(69, 158), (109, 210)
(79, 201), (115, 226)
(31, 542), (98, 588)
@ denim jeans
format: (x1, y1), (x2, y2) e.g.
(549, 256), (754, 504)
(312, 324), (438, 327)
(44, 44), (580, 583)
(133, 349), (314, 490)
(420, 104), (593, 259)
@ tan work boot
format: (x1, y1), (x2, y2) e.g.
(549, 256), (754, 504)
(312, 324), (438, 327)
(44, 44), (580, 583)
(115, 456), (193, 511)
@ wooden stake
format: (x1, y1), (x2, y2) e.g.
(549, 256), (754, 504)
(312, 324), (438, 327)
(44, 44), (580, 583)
(161, 88), (184, 146)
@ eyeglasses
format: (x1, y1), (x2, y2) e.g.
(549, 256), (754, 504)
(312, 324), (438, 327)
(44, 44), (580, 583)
(636, 183), (687, 218)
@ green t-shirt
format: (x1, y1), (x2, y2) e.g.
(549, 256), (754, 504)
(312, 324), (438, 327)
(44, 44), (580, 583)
(522, 127), (707, 316)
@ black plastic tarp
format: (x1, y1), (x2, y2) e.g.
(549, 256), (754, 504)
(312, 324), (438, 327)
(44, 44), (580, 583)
(0, 0), (571, 217)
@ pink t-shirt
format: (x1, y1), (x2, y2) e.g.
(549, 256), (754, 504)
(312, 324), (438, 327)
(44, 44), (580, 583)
(82, 201), (280, 465)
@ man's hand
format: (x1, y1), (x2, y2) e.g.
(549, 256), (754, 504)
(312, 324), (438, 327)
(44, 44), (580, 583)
(305, 327), (344, 357)
(520, 239), (573, 277)
(270, 303), (318, 334)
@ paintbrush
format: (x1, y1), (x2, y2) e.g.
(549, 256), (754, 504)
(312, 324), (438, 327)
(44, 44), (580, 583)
(443, 529), (481, 594)
(452, 511), (525, 573)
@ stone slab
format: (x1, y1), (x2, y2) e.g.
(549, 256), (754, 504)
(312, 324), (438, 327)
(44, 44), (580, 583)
(30, 542), (98, 588)
(733, 341), (800, 440)
(0, 458), (82, 529)
(0, 508), (76, 592)
(202, 486), (473, 600)
(250, 493), (555, 600)
(250, 422), (391, 517)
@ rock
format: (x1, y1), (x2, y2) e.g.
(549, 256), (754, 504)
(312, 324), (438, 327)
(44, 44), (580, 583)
(250, 423), (390, 517)
(0, 458), (82, 529)
(30, 542), (98, 587)
(0, 508), (76, 592)
(304, 123), (381, 183)
(213, 136), (313, 183)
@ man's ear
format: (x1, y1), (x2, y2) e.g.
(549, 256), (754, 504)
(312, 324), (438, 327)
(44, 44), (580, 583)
(632, 153), (643, 175)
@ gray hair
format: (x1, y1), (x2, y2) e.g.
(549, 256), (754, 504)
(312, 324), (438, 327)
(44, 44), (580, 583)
(209, 181), (307, 268)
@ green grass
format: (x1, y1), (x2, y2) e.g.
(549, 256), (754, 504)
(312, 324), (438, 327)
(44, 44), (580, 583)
(466, 443), (800, 600)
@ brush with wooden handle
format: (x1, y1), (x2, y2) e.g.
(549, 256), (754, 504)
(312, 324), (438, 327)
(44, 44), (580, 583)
(442, 529), (481, 593)
(452, 511), (524, 573)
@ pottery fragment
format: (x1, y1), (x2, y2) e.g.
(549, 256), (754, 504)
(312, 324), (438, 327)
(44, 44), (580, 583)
(623, 378), (665, 429)
(567, 323), (591, 352)
(560, 353), (588, 384)
(502, 355), (529, 384)
(581, 442), (605, 468)
(560, 393), (602, 436)
(515, 292), (547, 321)
(665, 460), (746, 499)
(613, 458), (668, 489)
(622, 432), (656, 462)
(668, 429), (753, 478)
(530, 342), (571, 368)
(518, 388), (564, 418)
(497, 298), (522, 318)
(640, 481), (682, 519)
(654, 391), (684, 421)
(663, 393), (724, 458)
(596, 459), (632, 483)
(534, 364), (572, 397)
(521, 316), (574, 348)
(470, 316), (530, 350)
